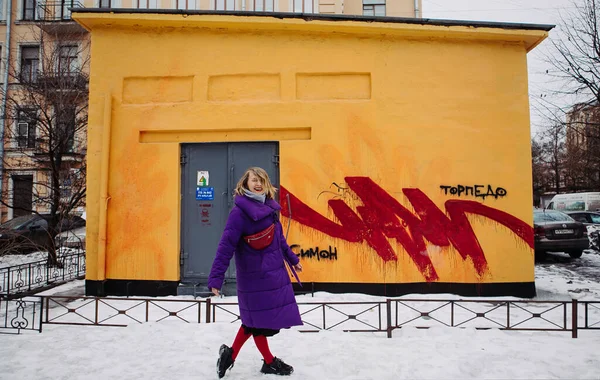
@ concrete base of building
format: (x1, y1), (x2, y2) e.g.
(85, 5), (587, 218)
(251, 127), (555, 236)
(86, 279), (536, 298)
(85, 279), (179, 297)
(292, 282), (536, 298)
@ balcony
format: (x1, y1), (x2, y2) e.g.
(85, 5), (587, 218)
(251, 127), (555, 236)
(36, 71), (88, 88)
(28, 1), (87, 34)
(86, 0), (318, 13)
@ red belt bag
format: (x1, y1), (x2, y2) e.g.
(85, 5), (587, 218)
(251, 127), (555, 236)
(243, 224), (275, 250)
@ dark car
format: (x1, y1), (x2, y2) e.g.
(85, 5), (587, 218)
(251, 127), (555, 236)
(565, 211), (600, 251)
(533, 209), (588, 258)
(0, 214), (86, 254)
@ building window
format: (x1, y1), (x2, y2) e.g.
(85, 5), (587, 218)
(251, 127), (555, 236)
(291, 0), (313, 13)
(99, 0), (111, 7)
(363, 0), (385, 16)
(253, 0), (275, 11)
(57, 107), (76, 152)
(17, 109), (37, 149)
(215, 0), (236, 10)
(137, 0), (158, 9)
(59, 45), (78, 74)
(22, 0), (39, 20)
(20, 45), (39, 83)
(176, 0), (197, 10)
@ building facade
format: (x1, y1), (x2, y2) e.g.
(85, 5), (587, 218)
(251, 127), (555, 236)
(74, 10), (550, 298)
(565, 102), (600, 192)
(0, 0), (420, 222)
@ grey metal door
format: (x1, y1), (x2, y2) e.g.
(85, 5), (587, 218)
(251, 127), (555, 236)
(180, 142), (279, 285)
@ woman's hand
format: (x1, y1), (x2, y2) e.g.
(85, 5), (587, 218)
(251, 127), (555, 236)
(294, 263), (303, 272)
(211, 288), (220, 296)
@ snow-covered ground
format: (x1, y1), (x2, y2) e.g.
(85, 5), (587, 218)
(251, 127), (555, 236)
(3, 321), (599, 380)
(2, 251), (600, 379)
(0, 251), (49, 267)
(0, 249), (84, 268)
(535, 250), (600, 300)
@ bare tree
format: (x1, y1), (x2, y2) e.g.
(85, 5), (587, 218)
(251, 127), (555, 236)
(533, 0), (600, 192)
(538, 124), (567, 195)
(532, 137), (551, 203)
(0, 23), (89, 264)
(549, 0), (600, 102)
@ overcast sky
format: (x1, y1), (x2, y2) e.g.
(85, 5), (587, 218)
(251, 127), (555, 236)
(421, 0), (579, 135)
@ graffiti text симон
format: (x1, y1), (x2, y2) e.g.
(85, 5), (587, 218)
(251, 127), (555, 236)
(290, 244), (338, 261)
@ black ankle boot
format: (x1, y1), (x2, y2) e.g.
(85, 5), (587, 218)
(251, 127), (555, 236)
(260, 357), (294, 376)
(217, 344), (234, 378)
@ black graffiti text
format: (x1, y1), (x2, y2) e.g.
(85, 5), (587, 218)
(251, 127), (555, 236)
(440, 185), (507, 199)
(290, 245), (338, 261)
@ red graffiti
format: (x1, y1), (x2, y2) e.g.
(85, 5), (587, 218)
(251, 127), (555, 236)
(280, 177), (533, 282)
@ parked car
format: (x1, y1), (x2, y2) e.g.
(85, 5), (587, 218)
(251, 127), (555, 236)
(0, 214), (86, 254)
(54, 226), (86, 250)
(565, 211), (600, 251)
(546, 192), (600, 212)
(533, 209), (588, 258)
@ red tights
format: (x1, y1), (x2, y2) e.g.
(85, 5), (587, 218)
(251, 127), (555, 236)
(230, 326), (274, 364)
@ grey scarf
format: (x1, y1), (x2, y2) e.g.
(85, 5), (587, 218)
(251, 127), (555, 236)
(243, 188), (266, 204)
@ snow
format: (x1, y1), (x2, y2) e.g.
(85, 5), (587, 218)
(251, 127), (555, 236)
(2, 319), (599, 379)
(2, 251), (600, 379)
(0, 251), (49, 268)
(0, 249), (84, 268)
(535, 250), (600, 300)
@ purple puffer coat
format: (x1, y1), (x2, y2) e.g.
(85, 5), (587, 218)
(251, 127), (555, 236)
(208, 195), (303, 330)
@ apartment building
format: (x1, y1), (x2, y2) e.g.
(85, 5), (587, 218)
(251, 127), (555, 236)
(0, 0), (420, 222)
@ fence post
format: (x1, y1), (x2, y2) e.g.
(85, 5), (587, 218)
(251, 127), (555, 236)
(45, 297), (50, 323)
(38, 297), (43, 333)
(198, 301), (202, 323)
(95, 298), (99, 325)
(6, 267), (10, 298)
(28, 263), (32, 291)
(206, 298), (211, 323)
(386, 299), (392, 338)
(572, 299), (578, 339)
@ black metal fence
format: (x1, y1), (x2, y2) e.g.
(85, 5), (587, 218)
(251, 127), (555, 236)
(1, 297), (44, 334)
(3, 295), (597, 337)
(0, 251), (86, 299)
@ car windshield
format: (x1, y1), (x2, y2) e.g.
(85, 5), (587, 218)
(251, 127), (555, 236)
(0, 215), (35, 229)
(534, 211), (574, 223)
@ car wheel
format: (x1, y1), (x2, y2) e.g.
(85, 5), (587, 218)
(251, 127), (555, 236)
(568, 250), (583, 258)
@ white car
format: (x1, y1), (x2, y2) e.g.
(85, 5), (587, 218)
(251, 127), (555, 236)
(54, 226), (86, 249)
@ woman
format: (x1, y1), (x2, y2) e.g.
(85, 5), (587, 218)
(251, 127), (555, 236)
(208, 167), (303, 378)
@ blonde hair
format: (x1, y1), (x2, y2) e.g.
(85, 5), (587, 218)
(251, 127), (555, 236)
(234, 167), (277, 199)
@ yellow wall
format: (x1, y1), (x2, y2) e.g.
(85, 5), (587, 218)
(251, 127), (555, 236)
(75, 13), (547, 285)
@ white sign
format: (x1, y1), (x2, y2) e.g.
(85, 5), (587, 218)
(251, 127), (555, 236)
(197, 171), (209, 187)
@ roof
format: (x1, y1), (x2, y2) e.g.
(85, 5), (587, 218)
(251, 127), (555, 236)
(72, 10), (553, 52)
(72, 9), (554, 31)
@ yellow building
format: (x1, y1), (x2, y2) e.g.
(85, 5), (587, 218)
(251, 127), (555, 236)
(73, 9), (551, 297)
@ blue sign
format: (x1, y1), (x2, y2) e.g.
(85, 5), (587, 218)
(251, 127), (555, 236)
(196, 187), (214, 201)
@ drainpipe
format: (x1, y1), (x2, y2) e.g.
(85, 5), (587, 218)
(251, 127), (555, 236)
(0, 0), (14, 215)
(97, 94), (112, 282)
(414, 0), (420, 18)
